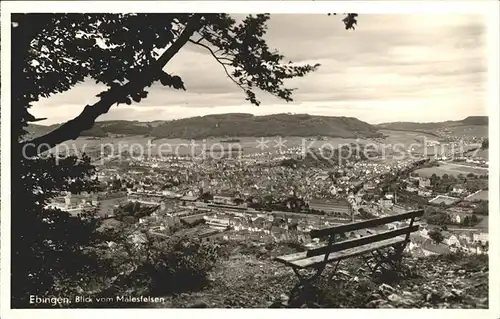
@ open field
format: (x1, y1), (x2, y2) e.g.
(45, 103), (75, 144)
(52, 130), (436, 155)
(440, 125), (488, 138)
(380, 124), (488, 139)
(379, 128), (439, 138)
(428, 195), (460, 205)
(50, 129), (485, 161)
(379, 129), (435, 144)
(415, 163), (488, 177)
(469, 148), (489, 160)
(53, 135), (374, 156)
(466, 190), (489, 201)
(476, 216), (488, 229)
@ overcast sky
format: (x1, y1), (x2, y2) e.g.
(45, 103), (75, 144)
(31, 14), (488, 125)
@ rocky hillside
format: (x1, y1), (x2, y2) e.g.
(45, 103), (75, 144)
(27, 113), (382, 139)
(152, 241), (488, 308)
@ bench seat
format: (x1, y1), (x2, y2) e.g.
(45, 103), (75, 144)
(275, 236), (406, 269)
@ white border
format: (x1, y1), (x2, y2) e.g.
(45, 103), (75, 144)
(1, 1), (499, 319)
(486, 3), (500, 318)
(0, 1), (496, 14)
(1, 2), (12, 315)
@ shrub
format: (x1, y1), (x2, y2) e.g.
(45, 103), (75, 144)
(103, 231), (225, 298)
(303, 277), (378, 308)
(138, 236), (224, 295)
(428, 229), (444, 244)
(437, 252), (488, 271)
(281, 239), (307, 252)
(459, 253), (488, 271)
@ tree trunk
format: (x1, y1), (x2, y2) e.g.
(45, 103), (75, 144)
(20, 15), (202, 158)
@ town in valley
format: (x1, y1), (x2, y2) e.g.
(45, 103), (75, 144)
(43, 115), (489, 259)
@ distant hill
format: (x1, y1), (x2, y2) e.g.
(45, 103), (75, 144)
(26, 113), (383, 139)
(26, 124), (59, 137)
(461, 116), (488, 126)
(26, 120), (159, 139)
(377, 116), (488, 131)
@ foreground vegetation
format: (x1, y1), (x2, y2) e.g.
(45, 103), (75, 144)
(154, 240), (489, 308)
(28, 232), (487, 309)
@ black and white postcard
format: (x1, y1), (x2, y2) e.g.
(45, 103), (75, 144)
(1, 1), (499, 318)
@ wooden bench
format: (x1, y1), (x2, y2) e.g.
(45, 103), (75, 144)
(275, 210), (424, 289)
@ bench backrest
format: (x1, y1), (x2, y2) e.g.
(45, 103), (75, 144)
(306, 209), (424, 258)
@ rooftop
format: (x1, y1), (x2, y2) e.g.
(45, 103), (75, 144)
(180, 195), (199, 201)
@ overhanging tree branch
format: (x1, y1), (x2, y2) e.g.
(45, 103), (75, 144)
(188, 39), (247, 94)
(21, 14), (203, 157)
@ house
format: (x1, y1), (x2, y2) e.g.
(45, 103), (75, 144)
(474, 242), (488, 254)
(409, 175), (420, 182)
(204, 216), (230, 230)
(453, 214), (462, 224)
(406, 185), (418, 193)
(252, 216), (266, 229)
(419, 227), (429, 238)
(444, 234), (460, 247)
(364, 182), (376, 191)
(308, 198), (352, 217)
(472, 232), (488, 244)
(272, 217), (287, 228)
(458, 233), (472, 244)
(164, 215), (181, 227)
(239, 217), (250, 228)
(198, 228), (227, 244)
(180, 195), (198, 206)
(379, 198), (393, 209)
(419, 177), (431, 188)
(229, 216), (243, 227)
(452, 185), (466, 194)
(213, 192), (234, 205)
(418, 189), (432, 197)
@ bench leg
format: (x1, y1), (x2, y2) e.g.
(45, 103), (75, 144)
(358, 242), (410, 278)
(392, 242), (409, 274)
(369, 251), (386, 273)
(372, 244), (408, 274)
(383, 243), (407, 271)
(361, 254), (377, 273)
(289, 266), (325, 306)
(292, 265), (324, 285)
(360, 246), (402, 277)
